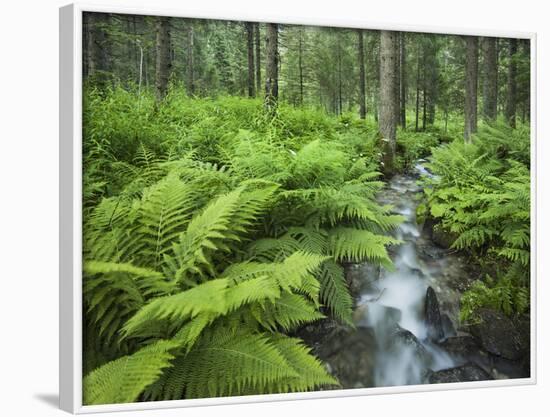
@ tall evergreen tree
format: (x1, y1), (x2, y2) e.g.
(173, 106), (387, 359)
(358, 30), (366, 119)
(482, 37), (498, 121)
(265, 23), (279, 112)
(464, 36), (479, 141)
(505, 38), (518, 128)
(379, 31), (398, 176)
(155, 16), (171, 101)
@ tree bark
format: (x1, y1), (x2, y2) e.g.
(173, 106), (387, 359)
(155, 16), (171, 102)
(379, 31), (398, 177)
(337, 38), (343, 115)
(399, 32), (407, 128)
(358, 30), (366, 119)
(245, 22), (255, 97)
(186, 25), (195, 96)
(394, 34), (401, 127)
(505, 38), (518, 128)
(522, 39), (530, 123)
(255, 23), (261, 96)
(265, 23), (279, 112)
(84, 13), (111, 84)
(299, 28), (304, 105)
(464, 36), (479, 142)
(482, 37), (498, 121)
(415, 40), (421, 131)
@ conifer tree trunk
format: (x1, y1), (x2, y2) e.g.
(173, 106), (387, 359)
(394, 35), (401, 125)
(299, 28), (304, 105)
(84, 13), (111, 84)
(464, 36), (479, 142)
(482, 37), (498, 121)
(522, 39), (530, 123)
(399, 32), (407, 128)
(338, 40), (343, 115)
(155, 16), (171, 102)
(505, 38), (518, 128)
(265, 23), (279, 112)
(415, 41), (421, 132)
(255, 23), (261, 96)
(186, 25), (195, 96)
(245, 22), (255, 97)
(379, 31), (398, 177)
(358, 29), (366, 119)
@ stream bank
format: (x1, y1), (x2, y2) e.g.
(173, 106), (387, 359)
(299, 162), (530, 389)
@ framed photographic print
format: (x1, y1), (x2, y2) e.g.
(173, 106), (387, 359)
(59, 2), (537, 413)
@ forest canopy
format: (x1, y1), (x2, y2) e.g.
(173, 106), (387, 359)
(81, 12), (531, 406)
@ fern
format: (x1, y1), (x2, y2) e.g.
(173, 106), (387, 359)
(83, 340), (178, 405)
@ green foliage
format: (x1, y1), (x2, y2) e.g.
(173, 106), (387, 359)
(460, 276), (529, 323)
(420, 124), (530, 320)
(82, 88), (401, 405)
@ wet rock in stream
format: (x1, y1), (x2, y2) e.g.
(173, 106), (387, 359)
(468, 308), (527, 361)
(438, 335), (482, 359)
(427, 363), (493, 384)
(441, 313), (457, 338)
(319, 327), (378, 388)
(424, 286), (444, 342)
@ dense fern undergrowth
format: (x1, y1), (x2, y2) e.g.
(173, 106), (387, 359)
(82, 87), (405, 404)
(417, 124), (531, 322)
(82, 86), (530, 404)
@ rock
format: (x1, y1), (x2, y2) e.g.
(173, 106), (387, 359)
(296, 318), (341, 354)
(321, 327), (377, 388)
(468, 308), (525, 361)
(438, 335), (480, 358)
(431, 225), (457, 249)
(353, 302), (402, 330)
(427, 363), (493, 384)
(392, 325), (431, 366)
(441, 314), (457, 338)
(344, 263), (380, 297)
(424, 287), (444, 342)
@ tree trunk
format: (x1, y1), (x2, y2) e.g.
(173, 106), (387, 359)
(400, 32), (407, 128)
(482, 37), (498, 121)
(265, 23), (279, 112)
(464, 36), (479, 142)
(255, 24), (261, 96)
(358, 30), (366, 119)
(415, 41), (421, 132)
(522, 39), (530, 123)
(505, 38), (518, 128)
(299, 28), (304, 105)
(338, 40), (343, 115)
(245, 22), (255, 97)
(186, 25), (195, 96)
(84, 13), (111, 84)
(394, 34), (401, 126)
(379, 31), (398, 177)
(155, 16), (171, 102)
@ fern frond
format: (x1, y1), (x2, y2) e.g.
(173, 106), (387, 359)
(177, 328), (299, 398)
(253, 292), (324, 332)
(318, 259), (353, 325)
(137, 175), (196, 268)
(83, 261), (175, 345)
(269, 336), (339, 392)
(121, 279), (229, 338)
(83, 340), (177, 405)
(328, 227), (398, 267)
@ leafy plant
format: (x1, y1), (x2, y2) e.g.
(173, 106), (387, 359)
(82, 89), (402, 405)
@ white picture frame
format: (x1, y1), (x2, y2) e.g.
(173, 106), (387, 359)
(59, 2), (538, 413)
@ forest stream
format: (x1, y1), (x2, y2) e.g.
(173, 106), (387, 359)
(300, 161), (530, 389)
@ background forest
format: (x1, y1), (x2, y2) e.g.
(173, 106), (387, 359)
(81, 12), (531, 405)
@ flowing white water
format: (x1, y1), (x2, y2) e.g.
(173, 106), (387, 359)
(354, 164), (454, 387)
